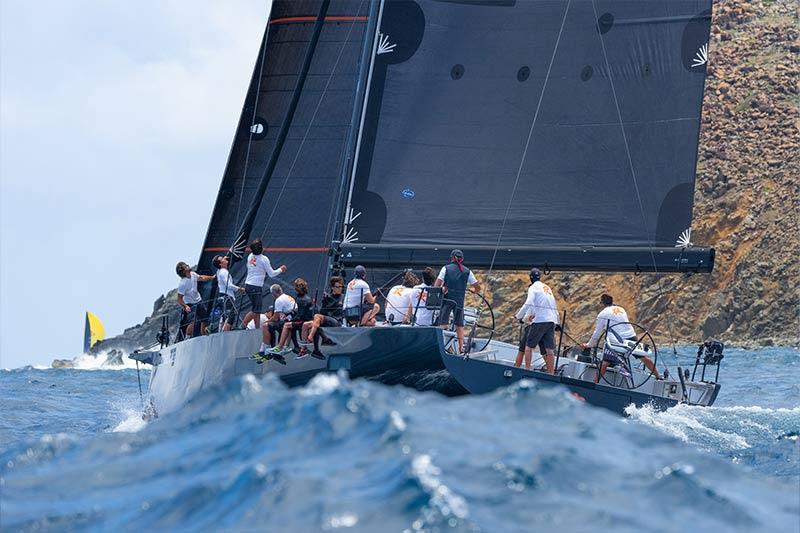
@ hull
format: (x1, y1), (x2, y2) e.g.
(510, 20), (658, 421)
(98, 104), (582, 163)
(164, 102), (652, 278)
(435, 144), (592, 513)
(441, 350), (720, 415)
(145, 326), (464, 416)
(142, 326), (718, 417)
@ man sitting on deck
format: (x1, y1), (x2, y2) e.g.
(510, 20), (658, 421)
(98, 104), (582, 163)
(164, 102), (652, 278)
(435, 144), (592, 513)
(435, 250), (481, 354)
(343, 265), (380, 326)
(411, 267), (437, 326)
(306, 276), (345, 357)
(384, 271), (419, 324)
(582, 294), (661, 383)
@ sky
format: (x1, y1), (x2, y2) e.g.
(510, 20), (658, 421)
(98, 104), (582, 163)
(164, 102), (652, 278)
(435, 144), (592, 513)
(1, 1), (272, 368)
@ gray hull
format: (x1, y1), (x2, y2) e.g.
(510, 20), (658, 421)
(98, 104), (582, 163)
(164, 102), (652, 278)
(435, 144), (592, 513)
(145, 326), (464, 416)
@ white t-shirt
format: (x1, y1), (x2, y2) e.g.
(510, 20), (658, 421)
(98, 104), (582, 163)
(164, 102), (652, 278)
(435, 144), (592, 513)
(216, 267), (239, 298)
(273, 294), (296, 317)
(245, 313), (270, 329)
(412, 283), (434, 326)
(385, 285), (413, 323)
(245, 253), (281, 286)
(343, 278), (371, 309)
(514, 281), (559, 324)
(177, 272), (202, 305)
(437, 266), (477, 285)
(588, 305), (636, 347)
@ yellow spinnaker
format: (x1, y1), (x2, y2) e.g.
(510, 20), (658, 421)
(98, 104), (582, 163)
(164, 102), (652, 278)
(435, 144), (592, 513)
(84, 311), (106, 352)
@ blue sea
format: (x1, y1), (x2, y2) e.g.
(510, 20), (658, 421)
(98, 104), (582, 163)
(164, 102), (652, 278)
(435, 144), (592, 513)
(1, 347), (798, 532)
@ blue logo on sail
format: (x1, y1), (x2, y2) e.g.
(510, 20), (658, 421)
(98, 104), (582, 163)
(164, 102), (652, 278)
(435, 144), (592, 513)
(402, 188), (415, 199)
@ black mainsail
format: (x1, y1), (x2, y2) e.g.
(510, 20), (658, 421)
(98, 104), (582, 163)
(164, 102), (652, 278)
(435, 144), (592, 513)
(340, 0), (714, 273)
(197, 0), (372, 291)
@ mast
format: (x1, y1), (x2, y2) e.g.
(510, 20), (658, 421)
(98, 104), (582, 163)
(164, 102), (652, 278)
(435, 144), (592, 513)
(229, 0), (333, 259)
(329, 0), (384, 276)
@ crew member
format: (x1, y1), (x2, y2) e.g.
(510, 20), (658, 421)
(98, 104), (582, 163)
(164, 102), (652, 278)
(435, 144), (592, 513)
(176, 261), (215, 338)
(412, 267), (437, 326)
(343, 265), (380, 326)
(384, 271), (418, 324)
(435, 250), (481, 354)
(212, 255), (244, 332)
(242, 238), (287, 331)
(583, 294), (661, 382)
(306, 276), (345, 357)
(277, 278), (316, 358)
(514, 268), (559, 373)
(257, 284), (295, 364)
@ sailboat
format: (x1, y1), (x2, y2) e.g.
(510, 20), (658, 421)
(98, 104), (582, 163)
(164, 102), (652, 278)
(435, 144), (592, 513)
(132, 0), (723, 417)
(84, 311), (105, 353)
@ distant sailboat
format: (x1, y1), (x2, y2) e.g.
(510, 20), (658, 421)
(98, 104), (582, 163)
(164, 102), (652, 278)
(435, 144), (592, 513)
(83, 311), (105, 353)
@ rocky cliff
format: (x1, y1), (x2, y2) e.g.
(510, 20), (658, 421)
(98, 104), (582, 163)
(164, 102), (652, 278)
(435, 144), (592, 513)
(487, 0), (799, 348)
(76, 0), (797, 366)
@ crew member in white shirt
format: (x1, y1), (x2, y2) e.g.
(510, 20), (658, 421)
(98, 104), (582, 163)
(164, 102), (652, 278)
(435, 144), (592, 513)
(212, 255), (244, 331)
(513, 268), (559, 373)
(384, 271), (418, 324)
(411, 267), (437, 326)
(583, 294), (661, 382)
(176, 261), (215, 338)
(343, 265), (380, 326)
(241, 238), (287, 331)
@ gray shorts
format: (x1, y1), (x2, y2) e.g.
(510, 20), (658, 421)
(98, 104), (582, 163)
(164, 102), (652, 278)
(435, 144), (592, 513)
(438, 301), (465, 327)
(525, 322), (555, 351)
(320, 315), (342, 328)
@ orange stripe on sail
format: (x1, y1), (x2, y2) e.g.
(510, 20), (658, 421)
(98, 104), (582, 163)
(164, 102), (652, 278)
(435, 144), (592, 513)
(270, 15), (368, 25)
(204, 247), (328, 253)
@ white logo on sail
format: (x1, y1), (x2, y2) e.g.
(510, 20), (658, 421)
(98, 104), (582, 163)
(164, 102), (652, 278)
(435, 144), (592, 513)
(250, 123), (264, 134)
(342, 207), (361, 243)
(675, 228), (693, 248)
(691, 43), (708, 68)
(377, 33), (396, 55)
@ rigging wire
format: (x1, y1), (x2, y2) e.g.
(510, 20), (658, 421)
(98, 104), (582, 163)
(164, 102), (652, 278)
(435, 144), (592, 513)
(257, 0), (368, 291)
(590, 0), (679, 356)
(475, 0), (572, 319)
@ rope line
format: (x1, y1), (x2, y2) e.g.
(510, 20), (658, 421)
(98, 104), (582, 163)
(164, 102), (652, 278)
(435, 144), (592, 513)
(484, 0), (572, 280)
(590, 0), (679, 355)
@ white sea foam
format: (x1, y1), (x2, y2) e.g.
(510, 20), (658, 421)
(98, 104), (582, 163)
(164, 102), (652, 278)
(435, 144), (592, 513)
(71, 350), (138, 370)
(300, 372), (342, 396)
(626, 403), (800, 452)
(411, 454), (469, 522)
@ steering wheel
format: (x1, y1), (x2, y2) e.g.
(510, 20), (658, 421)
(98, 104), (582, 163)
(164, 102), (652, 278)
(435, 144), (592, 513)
(463, 290), (496, 354)
(594, 322), (659, 390)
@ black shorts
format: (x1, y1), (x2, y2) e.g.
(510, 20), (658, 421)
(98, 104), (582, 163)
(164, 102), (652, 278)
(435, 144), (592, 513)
(438, 301), (465, 327)
(320, 315), (342, 328)
(525, 322), (555, 351)
(518, 324), (529, 352)
(181, 302), (208, 326)
(245, 284), (264, 313)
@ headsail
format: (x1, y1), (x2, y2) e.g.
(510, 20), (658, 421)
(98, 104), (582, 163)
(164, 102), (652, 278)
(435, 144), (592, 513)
(340, 0), (714, 273)
(198, 0), (372, 290)
(83, 311), (105, 353)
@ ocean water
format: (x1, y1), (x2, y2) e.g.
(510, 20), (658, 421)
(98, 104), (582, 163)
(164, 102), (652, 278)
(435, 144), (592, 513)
(1, 347), (798, 532)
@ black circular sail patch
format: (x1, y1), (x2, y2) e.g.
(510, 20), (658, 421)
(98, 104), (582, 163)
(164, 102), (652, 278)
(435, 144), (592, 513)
(451, 64), (464, 80)
(580, 65), (593, 81)
(598, 13), (614, 34)
(517, 66), (530, 82)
